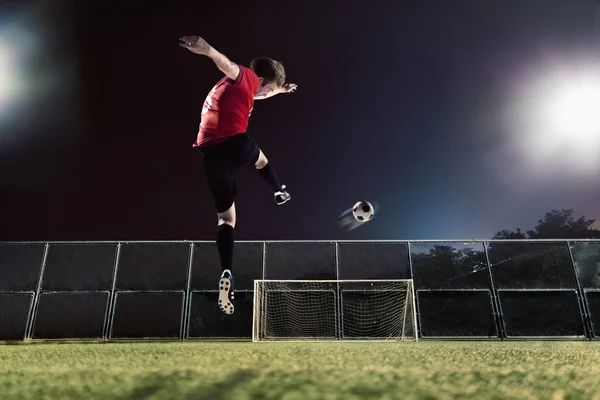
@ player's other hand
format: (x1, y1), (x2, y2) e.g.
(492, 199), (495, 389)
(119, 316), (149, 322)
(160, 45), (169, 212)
(281, 83), (297, 93)
(179, 36), (211, 55)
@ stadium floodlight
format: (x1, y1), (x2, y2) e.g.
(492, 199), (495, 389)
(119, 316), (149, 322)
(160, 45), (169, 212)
(530, 70), (600, 171)
(542, 75), (600, 141)
(504, 64), (600, 176)
(252, 279), (417, 342)
(0, 34), (27, 120)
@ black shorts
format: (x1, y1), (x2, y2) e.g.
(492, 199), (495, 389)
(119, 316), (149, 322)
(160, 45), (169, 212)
(198, 132), (261, 213)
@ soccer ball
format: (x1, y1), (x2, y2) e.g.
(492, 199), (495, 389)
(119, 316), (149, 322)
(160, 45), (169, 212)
(352, 201), (374, 222)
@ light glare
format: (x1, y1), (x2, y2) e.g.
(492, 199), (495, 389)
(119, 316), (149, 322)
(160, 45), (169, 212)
(0, 43), (10, 104)
(546, 80), (600, 139)
(503, 63), (600, 178)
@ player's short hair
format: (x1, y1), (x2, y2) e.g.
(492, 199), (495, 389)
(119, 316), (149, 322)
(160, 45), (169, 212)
(250, 57), (286, 87)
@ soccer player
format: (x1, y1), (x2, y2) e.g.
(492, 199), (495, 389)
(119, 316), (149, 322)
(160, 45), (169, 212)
(179, 35), (296, 315)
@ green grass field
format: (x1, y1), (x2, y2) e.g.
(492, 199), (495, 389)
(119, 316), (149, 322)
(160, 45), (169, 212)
(1, 341), (600, 399)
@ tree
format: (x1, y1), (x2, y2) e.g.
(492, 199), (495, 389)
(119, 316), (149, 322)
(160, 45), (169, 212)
(411, 244), (488, 289)
(493, 228), (526, 240)
(493, 209), (600, 240)
(489, 209), (600, 290)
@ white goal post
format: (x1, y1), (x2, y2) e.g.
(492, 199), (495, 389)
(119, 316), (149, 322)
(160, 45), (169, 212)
(252, 279), (418, 342)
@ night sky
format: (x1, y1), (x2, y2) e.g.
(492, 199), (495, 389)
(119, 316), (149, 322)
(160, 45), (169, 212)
(1, 0), (599, 242)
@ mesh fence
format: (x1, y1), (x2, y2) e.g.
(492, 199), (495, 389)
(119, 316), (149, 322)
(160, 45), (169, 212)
(190, 242), (263, 291)
(337, 242), (410, 280)
(42, 244), (117, 292)
(571, 241), (600, 289)
(1, 240), (597, 342)
(116, 243), (190, 291)
(264, 243), (336, 280)
(416, 290), (497, 337)
(110, 291), (184, 339)
(32, 292), (109, 339)
(0, 293), (33, 341)
(498, 290), (585, 337)
(487, 242), (577, 289)
(585, 290), (600, 337)
(0, 244), (45, 291)
(410, 242), (490, 289)
(187, 291), (253, 338)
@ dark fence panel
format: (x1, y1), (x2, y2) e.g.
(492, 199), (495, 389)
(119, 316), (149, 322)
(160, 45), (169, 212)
(410, 242), (490, 290)
(0, 244), (45, 291)
(187, 291), (254, 338)
(191, 242), (263, 291)
(42, 244), (117, 291)
(0, 293), (33, 341)
(498, 290), (585, 337)
(337, 242), (410, 280)
(487, 242), (577, 289)
(116, 243), (189, 291)
(571, 241), (600, 289)
(571, 241), (600, 339)
(264, 242), (336, 280)
(187, 242), (262, 338)
(417, 290), (497, 338)
(32, 292), (109, 339)
(585, 290), (600, 337)
(110, 291), (184, 339)
(410, 242), (496, 338)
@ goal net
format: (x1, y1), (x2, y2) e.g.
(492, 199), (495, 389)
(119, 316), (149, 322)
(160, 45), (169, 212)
(252, 279), (417, 342)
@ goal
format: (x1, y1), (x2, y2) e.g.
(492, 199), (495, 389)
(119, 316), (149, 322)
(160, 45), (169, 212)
(252, 279), (417, 342)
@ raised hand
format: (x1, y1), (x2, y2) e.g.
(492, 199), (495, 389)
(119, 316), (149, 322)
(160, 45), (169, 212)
(179, 36), (211, 55)
(281, 83), (297, 93)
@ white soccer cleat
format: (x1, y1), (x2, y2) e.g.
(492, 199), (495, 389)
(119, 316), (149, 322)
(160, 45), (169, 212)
(275, 185), (291, 205)
(218, 269), (234, 315)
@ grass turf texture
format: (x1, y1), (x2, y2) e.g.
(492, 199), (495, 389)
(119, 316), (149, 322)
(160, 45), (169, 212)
(1, 341), (600, 399)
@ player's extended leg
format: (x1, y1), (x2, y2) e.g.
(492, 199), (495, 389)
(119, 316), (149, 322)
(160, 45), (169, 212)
(203, 166), (237, 315)
(216, 203), (236, 315)
(254, 150), (291, 205)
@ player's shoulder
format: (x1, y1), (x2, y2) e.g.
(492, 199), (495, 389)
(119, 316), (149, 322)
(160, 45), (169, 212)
(241, 65), (256, 76)
(229, 65), (259, 89)
(239, 65), (259, 82)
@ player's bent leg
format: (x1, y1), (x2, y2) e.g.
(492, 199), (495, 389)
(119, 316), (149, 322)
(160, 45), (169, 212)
(217, 203), (236, 315)
(254, 150), (291, 205)
(254, 149), (268, 169)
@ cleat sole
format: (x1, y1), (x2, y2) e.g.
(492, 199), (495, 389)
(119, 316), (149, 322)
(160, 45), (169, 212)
(218, 277), (234, 315)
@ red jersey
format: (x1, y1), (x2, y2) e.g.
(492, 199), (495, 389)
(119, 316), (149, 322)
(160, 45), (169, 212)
(193, 65), (260, 147)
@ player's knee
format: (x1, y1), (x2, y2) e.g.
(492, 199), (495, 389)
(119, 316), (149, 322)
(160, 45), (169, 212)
(218, 217), (236, 228)
(218, 217), (235, 228)
(255, 151), (268, 169)
(217, 203), (236, 227)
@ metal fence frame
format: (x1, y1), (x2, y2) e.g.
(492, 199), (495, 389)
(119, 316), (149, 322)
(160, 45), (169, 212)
(1, 239), (599, 341)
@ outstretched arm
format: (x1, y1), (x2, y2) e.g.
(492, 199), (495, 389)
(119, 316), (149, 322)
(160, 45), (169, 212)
(254, 83), (298, 100)
(179, 36), (240, 81)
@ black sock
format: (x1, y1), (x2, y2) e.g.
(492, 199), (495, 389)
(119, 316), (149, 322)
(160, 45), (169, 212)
(258, 162), (283, 192)
(216, 224), (234, 271)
